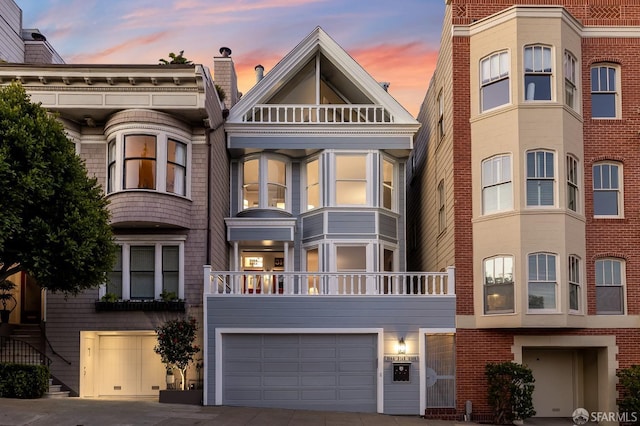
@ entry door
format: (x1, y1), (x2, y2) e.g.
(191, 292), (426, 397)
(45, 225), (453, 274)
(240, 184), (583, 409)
(21, 273), (41, 323)
(522, 349), (574, 417)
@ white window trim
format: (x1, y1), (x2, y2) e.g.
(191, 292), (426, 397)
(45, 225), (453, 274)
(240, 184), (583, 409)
(591, 63), (621, 119)
(303, 156), (322, 212)
(525, 149), (557, 208)
(482, 154), (513, 215)
(480, 50), (511, 113)
(483, 255), (515, 315)
(566, 154), (580, 213)
(593, 161), (623, 218)
(564, 50), (579, 111)
(380, 154), (398, 212)
(523, 44), (554, 102)
(106, 129), (192, 198)
(379, 243), (398, 273)
(526, 252), (559, 313)
(99, 235), (186, 300)
(568, 255), (582, 314)
(595, 258), (627, 315)
(239, 153), (291, 212)
(330, 151), (372, 207)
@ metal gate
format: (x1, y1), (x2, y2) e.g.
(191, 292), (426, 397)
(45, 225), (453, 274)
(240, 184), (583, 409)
(425, 334), (455, 407)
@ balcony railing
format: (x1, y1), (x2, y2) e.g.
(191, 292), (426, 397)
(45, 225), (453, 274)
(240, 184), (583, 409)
(204, 267), (455, 296)
(242, 104), (393, 124)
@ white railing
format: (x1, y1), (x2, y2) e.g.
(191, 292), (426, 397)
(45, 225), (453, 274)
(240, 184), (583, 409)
(203, 267), (455, 296)
(242, 104), (393, 124)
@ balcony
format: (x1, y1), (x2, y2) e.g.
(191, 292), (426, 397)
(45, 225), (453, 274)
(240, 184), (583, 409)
(241, 104), (393, 124)
(204, 267), (455, 297)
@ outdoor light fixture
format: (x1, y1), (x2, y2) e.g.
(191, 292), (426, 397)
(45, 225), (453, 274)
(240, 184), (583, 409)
(398, 337), (406, 354)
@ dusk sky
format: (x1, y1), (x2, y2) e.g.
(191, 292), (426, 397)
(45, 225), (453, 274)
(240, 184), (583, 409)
(16, 0), (446, 116)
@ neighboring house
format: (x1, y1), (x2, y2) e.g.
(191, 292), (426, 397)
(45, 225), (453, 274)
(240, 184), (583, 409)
(0, 62), (229, 397)
(0, 0), (64, 64)
(203, 27), (456, 415)
(409, 0), (640, 420)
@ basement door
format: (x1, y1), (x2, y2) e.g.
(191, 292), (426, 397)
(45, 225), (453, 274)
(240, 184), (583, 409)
(222, 333), (377, 412)
(98, 335), (165, 396)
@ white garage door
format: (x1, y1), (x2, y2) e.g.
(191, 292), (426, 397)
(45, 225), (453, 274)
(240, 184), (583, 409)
(98, 335), (165, 396)
(223, 334), (377, 412)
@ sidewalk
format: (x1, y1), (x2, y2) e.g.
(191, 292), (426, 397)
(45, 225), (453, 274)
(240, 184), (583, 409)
(0, 397), (455, 426)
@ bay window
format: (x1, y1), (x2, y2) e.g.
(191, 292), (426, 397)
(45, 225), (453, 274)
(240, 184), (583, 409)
(241, 155), (289, 211)
(167, 139), (186, 196)
(335, 154), (367, 205)
(124, 135), (156, 190)
(382, 157), (395, 210)
(482, 154), (512, 214)
(481, 51), (510, 112)
(305, 158), (320, 210)
(524, 45), (552, 101)
(526, 150), (555, 207)
(528, 252), (557, 311)
(484, 256), (514, 314)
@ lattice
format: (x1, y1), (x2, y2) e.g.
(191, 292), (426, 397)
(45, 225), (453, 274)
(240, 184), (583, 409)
(454, 4), (467, 18)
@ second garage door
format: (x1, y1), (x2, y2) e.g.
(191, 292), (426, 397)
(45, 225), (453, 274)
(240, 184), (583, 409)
(222, 333), (377, 412)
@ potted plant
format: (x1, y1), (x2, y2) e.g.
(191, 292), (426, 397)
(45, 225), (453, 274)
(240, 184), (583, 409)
(0, 280), (17, 323)
(154, 317), (199, 391)
(165, 367), (175, 389)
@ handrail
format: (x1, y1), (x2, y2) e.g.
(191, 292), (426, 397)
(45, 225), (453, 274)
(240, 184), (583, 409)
(41, 327), (72, 366)
(204, 267), (455, 296)
(242, 104), (393, 124)
(0, 336), (52, 367)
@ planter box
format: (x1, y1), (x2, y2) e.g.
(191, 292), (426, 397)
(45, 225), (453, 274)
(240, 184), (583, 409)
(159, 389), (202, 405)
(95, 300), (186, 312)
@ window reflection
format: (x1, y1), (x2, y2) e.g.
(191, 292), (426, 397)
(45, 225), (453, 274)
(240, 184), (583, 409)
(124, 135), (156, 190)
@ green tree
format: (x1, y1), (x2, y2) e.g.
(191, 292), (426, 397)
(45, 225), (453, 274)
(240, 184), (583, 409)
(486, 361), (536, 424)
(154, 317), (199, 390)
(0, 82), (116, 294)
(158, 50), (192, 65)
(618, 365), (640, 424)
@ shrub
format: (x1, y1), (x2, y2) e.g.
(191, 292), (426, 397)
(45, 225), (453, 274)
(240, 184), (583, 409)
(618, 365), (640, 424)
(0, 363), (49, 398)
(486, 361), (536, 424)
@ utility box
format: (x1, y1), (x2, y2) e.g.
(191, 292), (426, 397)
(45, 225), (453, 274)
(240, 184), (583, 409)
(393, 363), (411, 382)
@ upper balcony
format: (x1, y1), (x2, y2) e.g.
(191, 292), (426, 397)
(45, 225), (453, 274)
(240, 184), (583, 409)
(204, 268), (455, 297)
(241, 104), (394, 124)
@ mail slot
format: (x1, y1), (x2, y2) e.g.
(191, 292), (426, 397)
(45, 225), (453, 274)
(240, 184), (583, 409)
(393, 363), (411, 382)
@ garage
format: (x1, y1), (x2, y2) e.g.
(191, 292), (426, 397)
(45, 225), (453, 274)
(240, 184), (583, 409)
(222, 333), (378, 412)
(93, 335), (165, 397)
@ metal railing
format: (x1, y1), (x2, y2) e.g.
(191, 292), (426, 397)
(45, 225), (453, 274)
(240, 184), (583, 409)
(0, 336), (52, 366)
(204, 267), (455, 296)
(242, 104), (393, 124)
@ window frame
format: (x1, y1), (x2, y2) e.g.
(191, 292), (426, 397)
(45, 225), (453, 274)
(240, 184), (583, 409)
(524, 44), (553, 102)
(527, 252), (558, 312)
(166, 139), (187, 196)
(381, 156), (397, 211)
(564, 51), (578, 110)
(437, 89), (444, 139)
(592, 162), (623, 218)
(526, 150), (556, 207)
(304, 156), (322, 212)
(482, 154), (513, 215)
(106, 131), (191, 198)
(332, 152), (370, 207)
(591, 64), (620, 119)
(568, 255), (581, 313)
(566, 155), (579, 213)
(438, 180), (445, 233)
(480, 50), (510, 112)
(483, 255), (515, 315)
(240, 153), (291, 212)
(101, 236), (185, 301)
(595, 258), (625, 315)
(123, 134), (157, 190)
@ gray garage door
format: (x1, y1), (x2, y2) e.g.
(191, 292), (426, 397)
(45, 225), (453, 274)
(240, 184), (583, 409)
(222, 333), (377, 412)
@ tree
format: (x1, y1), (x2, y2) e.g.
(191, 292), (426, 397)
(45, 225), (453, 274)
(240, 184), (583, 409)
(618, 365), (640, 424)
(158, 51), (192, 65)
(0, 82), (116, 294)
(154, 317), (199, 390)
(485, 362), (536, 424)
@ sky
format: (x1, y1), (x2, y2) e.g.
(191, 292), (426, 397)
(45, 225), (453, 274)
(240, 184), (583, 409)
(16, 0), (446, 116)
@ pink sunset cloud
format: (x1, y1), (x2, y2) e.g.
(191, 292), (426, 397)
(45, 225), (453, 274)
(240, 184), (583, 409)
(69, 31), (173, 64)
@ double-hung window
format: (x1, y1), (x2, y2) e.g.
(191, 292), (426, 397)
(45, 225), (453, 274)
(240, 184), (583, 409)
(166, 139), (186, 196)
(107, 140), (117, 194)
(335, 154), (367, 205)
(595, 258), (624, 314)
(482, 154), (512, 214)
(481, 51), (510, 112)
(241, 155), (289, 211)
(382, 158), (395, 210)
(524, 45), (552, 101)
(593, 162), (622, 217)
(591, 65), (618, 118)
(568, 255), (581, 312)
(484, 256), (514, 314)
(106, 240), (184, 300)
(526, 150), (555, 206)
(567, 155), (579, 212)
(564, 51), (577, 109)
(305, 158), (320, 210)
(528, 252), (557, 311)
(124, 135), (156, 190)
(438, 180), (445, 232)
(437, 89), (444, 139)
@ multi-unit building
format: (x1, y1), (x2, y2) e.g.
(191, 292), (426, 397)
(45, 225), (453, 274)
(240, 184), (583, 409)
(409, 0), (640, 420)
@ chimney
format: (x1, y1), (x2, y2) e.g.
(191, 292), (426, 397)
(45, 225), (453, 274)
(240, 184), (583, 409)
(213, 46), (239, 109)
(255, 64), (264, 83)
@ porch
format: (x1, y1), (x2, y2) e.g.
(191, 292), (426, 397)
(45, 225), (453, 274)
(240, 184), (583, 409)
(204, 267), (455, 296)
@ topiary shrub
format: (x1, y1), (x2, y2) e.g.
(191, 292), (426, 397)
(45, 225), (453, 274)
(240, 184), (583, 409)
(0, 363), (49, 398)
(618, 365), (640, 424)
(154, 317), (199, 390)
(486, 361), (536, 424)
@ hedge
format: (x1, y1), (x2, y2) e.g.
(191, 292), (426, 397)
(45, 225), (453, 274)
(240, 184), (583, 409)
(0, 363), (49, 398)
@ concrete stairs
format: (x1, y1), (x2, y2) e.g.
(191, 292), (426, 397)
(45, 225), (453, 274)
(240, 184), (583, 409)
(44, 379), (70, 399)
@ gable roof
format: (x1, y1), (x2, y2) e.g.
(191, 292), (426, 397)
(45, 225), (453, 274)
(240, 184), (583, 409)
(227, 26), (418, 125)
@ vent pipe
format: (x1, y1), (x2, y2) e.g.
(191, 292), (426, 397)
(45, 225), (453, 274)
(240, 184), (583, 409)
(255, 64), (264, 83)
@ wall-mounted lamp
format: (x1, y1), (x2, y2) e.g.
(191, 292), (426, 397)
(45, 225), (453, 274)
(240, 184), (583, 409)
(398, 337), (406, 354)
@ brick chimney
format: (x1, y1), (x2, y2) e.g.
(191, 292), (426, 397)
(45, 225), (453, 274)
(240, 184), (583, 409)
(213, 47), (240, 109)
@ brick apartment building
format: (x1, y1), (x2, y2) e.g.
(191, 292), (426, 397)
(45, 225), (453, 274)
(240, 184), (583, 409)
(409, 0), (640, 420)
